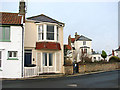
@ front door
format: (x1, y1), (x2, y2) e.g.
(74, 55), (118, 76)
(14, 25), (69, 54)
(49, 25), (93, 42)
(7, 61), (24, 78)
(43, 53), (54, 73)
(24, 50), (32, 66)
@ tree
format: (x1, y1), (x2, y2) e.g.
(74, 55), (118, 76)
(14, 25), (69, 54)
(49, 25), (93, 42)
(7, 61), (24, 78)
(101, 50), (107, 61)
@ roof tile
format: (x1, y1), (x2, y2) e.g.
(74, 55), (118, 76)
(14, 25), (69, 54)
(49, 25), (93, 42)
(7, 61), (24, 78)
(0, 12), (22, 25)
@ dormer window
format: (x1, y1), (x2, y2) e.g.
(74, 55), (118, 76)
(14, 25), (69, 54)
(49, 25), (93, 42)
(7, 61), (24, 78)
(47, 25), (54, 40)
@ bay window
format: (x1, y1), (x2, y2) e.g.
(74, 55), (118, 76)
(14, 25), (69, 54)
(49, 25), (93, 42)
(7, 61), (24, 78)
(38, 24), (59, 41)
(0, 26), (10, 42)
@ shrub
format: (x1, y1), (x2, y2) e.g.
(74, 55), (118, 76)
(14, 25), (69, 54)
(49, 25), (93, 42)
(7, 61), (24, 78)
(109, 56), (120, 62)
(83, 56), (92, 63)
(64, 59), (73, 66)
(101, 50), (107, 60)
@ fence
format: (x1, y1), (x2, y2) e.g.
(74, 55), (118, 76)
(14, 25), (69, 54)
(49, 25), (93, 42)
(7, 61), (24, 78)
(24, 66), (39, 78)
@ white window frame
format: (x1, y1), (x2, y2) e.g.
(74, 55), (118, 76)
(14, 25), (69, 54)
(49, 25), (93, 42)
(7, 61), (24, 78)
(8, 51), (18, 59)
(37, 23), (59, 42)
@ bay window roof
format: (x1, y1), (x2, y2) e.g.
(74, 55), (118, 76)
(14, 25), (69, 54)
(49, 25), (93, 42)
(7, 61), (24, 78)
(36, 42), (61, 50)
(27, 14), (65, 26)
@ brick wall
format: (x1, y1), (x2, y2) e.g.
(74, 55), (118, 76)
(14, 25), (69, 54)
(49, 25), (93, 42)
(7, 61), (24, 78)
(79, 62), (120, 73)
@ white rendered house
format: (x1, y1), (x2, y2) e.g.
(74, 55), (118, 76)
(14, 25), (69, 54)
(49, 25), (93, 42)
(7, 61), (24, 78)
(0, 12), (24, 78)
(24, 14), (65, 74)
(67, 32), (92, 62)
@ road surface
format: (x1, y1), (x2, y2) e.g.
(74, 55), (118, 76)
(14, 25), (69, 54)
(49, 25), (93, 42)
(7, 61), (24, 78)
(2, 70), (120, 88)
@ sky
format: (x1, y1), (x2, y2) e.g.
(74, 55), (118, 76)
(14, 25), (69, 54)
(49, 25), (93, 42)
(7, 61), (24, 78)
(0, 0), (119, 54)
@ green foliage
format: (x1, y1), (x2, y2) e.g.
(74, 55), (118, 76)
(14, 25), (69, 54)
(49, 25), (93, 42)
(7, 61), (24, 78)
(101, 50), (107, 60)
(109, 56), (120, 62)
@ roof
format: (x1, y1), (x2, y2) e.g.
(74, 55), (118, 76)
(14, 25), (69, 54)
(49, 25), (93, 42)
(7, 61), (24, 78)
(71, 38), (75, 43)
(27, 14), (64, 26)
(76, 35), (92, 41)
(0, 12), (22, 25)
(115, 46), (120, 51)
(64, 45), (72, 50)
(36, 42), (61, 50)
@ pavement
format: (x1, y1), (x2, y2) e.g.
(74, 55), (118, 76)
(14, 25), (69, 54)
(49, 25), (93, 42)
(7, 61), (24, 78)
(1, 69), (120, 80)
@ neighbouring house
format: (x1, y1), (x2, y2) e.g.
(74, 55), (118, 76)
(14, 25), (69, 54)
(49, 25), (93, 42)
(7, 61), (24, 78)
(111, 46), (120, 58)
(24, 14), (65, 74)
(91, 51), (102, 62)
(66, 32), (92, 62)
(0, 0), (26, 78)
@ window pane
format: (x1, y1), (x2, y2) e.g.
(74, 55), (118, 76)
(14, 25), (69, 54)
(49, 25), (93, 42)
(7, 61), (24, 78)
(13, 52), (17, 57)
(42, 33), (44, 40)
(8, 51), (12, 57)
(0, 51), (1, 59)
(47, 25), (54, 32)
(0, 27), (3, 40)
(38, 33), (41, 40)
(83, 41), (86, 45)
(47, 33), (54, 40)
(4, 27), (10, 40)
(57, 27), (59, 41)
(38, 25), (44, 40)
(43, 53), (47, 66)
(49, 53), (53, 66)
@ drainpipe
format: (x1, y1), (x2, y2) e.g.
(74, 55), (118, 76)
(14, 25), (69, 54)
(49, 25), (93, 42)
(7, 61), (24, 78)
(21, 24), (24, 78)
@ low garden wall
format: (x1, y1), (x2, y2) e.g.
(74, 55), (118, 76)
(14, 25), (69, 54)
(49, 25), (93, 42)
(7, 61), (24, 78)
(64, 65), (73, 75)
(78, 62), (120, 73)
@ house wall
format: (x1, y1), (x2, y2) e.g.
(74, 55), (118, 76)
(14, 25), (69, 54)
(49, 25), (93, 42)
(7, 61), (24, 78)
(91, 54), (102, 62)
(24, 21), (37, 48)
(74, 41), (92, 54)
(24, 21), (64, 73)
(118, 51), (120, 58)
(0, 26), (23, 78)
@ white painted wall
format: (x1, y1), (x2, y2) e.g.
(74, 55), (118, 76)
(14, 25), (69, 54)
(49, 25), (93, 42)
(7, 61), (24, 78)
(91, 54), (102, 62)
(0, 26), (23, 78)
(74, 41), (92, 55)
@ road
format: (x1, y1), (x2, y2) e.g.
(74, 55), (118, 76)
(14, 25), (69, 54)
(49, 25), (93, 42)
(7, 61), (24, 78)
(2, 70), (120, 88)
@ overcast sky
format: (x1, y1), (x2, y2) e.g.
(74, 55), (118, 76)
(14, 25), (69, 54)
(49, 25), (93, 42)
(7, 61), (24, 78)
(0, 0), (119, 54)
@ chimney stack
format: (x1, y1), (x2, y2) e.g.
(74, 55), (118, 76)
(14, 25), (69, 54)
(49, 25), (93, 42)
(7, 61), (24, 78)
(112, 50), (114, 56)
(68, 35), (71, 46)
(75, 32), (77, 40)
(19, 0), (26, 23)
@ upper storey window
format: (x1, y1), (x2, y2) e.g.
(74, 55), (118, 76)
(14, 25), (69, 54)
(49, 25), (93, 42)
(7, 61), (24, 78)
(0, 26), (10, 42)
(38, 25), (44, 40)
(47, 25), (54, 40)
(38, 24), (59, 41)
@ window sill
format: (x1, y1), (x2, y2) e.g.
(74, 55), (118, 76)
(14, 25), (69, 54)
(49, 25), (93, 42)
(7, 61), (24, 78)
(7, 58), (19, 60)
(0, 40), (11, 42)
